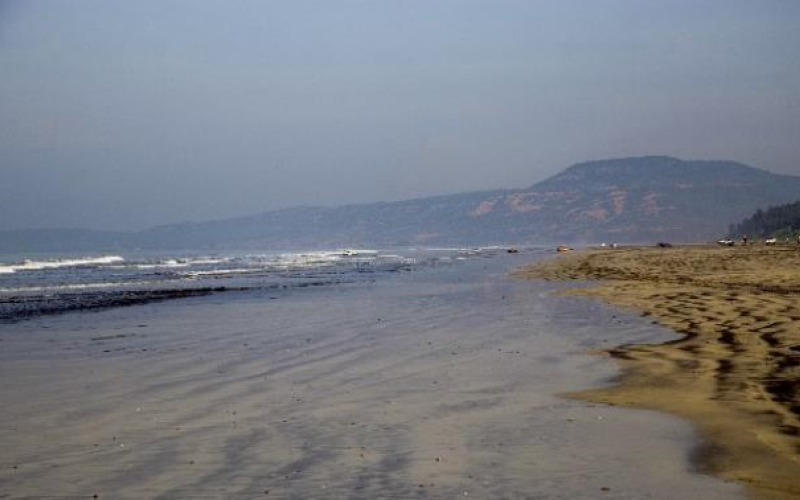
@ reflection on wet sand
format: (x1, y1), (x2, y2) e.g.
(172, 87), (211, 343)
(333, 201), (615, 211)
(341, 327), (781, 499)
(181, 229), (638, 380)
(0, 258), (740, 498)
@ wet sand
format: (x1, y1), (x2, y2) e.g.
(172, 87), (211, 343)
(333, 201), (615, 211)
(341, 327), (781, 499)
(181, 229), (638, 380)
(518, 245), (800, 499)
(0, 256), (741, 498)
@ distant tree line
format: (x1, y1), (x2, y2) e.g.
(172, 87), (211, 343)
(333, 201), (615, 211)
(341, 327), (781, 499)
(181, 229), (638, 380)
(728, 200), (800, 239)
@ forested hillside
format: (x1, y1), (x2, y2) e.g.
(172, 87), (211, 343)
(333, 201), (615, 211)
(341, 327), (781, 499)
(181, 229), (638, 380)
(729, 201), (800, 239)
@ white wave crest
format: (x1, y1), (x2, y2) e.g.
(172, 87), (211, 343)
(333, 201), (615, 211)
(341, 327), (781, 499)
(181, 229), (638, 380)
(0, 255), (125, 274)
(128, 256), (230, 270)
(182, 268), (254, 278)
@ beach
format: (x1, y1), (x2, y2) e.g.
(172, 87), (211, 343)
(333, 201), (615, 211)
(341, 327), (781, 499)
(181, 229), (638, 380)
(0, 252), (741, 498)
(518, 245), (800, 499)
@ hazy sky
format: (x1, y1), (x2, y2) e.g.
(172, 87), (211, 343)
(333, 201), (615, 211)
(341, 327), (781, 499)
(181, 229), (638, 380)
(2, 1), (799, 231)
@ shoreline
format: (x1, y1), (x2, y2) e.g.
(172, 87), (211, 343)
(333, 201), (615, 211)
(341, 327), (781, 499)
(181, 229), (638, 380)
(0, 253), (742, 498)
(517, 245), (800, 499)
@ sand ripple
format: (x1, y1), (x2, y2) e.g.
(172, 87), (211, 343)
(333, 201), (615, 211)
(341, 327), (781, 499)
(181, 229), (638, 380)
(519, 245), (800, 499)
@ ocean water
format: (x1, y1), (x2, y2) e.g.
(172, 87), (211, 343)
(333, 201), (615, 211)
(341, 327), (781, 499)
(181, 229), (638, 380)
(0, 247), (502, 320)
(0, 248), (742, 498)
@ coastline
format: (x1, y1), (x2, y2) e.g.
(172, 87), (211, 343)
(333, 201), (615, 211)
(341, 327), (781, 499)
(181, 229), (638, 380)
(0, 253), (741, 498)
(517, 245), (800, 499)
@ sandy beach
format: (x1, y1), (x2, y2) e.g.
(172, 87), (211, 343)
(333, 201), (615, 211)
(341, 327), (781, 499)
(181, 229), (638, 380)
(518, 245), (800, 499)
(0, 253), (741, 499)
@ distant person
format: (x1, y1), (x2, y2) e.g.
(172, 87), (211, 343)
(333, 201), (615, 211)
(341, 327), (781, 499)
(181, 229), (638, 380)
(742, 235), (748, 246)
(796, 234), (800, 245)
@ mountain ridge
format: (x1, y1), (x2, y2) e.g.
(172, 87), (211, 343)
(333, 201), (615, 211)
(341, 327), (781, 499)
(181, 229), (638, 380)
(2, 156), (799, 252)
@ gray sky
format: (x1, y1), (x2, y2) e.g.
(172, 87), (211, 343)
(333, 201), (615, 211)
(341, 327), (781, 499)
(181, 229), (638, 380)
(2, 0), (799, 231)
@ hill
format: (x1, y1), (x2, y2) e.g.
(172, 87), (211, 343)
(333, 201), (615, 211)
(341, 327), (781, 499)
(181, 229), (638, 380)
(729, 201), (800, 240)
(2, 156), (799, 252)
(468, 156), (800, 243)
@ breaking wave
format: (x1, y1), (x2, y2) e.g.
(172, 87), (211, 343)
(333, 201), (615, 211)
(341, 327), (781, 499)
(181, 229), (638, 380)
(0, 255), (124, 274)
(0, 246), (523, 320)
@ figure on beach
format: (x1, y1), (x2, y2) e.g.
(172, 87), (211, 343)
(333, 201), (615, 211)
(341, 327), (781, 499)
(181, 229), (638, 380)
(741, 235), (748, 246)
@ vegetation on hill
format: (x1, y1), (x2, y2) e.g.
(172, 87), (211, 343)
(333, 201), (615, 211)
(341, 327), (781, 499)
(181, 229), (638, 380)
(728, 201), (800, 239)
(4, 156), (800, 252)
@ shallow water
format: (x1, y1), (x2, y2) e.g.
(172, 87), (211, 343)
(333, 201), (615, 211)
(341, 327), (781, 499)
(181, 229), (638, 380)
(0, 253), (741, 499)
(0, 247), (442, 320)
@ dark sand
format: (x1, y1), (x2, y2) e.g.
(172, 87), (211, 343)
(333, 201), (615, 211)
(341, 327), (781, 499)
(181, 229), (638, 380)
(0, 256), (741, 498)
(518, 245), (800, 499)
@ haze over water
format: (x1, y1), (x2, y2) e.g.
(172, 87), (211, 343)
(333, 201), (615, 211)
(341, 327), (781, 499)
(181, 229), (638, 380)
(2, 2), (799, 231)
(2, 3), (799, 498)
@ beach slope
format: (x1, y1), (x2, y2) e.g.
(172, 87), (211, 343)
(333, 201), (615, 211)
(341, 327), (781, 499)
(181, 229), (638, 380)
(517, 246), (800, 499)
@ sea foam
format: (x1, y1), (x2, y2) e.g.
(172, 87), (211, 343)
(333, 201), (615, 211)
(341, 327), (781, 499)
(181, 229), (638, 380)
(0, 255), (125, 274)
